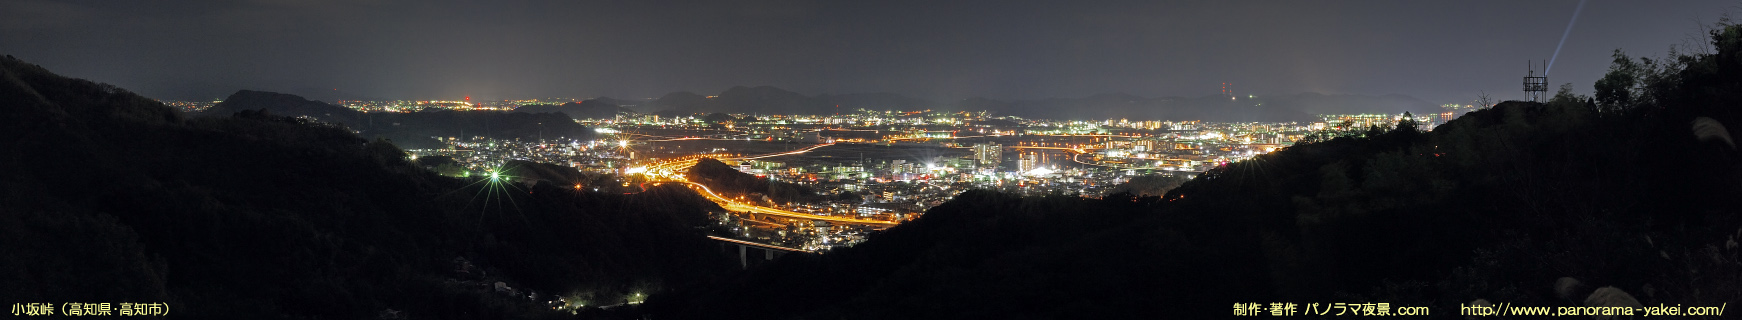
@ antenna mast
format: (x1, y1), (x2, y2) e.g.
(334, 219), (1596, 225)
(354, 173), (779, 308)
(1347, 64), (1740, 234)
(1524, 60), (1548, 103)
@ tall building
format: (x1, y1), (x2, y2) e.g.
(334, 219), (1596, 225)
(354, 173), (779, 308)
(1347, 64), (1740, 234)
(1018, 152), (1040, 172)
(1319, 114), (1394, 130)
(1134, 139), (1155, 152)
(1319, 113), (1434, 131)
(972, 143), (1002, 169)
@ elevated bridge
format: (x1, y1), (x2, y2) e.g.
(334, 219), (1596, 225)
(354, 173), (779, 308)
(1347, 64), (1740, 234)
(709, 236), (811, 269)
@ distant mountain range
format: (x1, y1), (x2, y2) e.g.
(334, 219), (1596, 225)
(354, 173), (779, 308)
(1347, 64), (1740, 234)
(202, 90), (363, 124)
(513, 99), (635, 120)
(200, 90), (594, 148)
(635, 85), (1438, 122)
(206, 86), (1436, 124)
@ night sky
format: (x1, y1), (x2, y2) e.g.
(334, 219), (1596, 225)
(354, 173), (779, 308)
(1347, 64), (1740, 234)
(1, 0), (1733, 104)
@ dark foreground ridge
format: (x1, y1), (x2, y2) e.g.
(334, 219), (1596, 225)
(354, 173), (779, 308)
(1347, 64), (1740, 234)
(643, 27), (1742, 319)
(7, 22), (1742, 319)
(0, 55), (734, 319)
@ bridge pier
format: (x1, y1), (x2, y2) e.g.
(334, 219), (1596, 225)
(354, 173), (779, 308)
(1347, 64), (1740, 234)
(720, 241), (795, 270)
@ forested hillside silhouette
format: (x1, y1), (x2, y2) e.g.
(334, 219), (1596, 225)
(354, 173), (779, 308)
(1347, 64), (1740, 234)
(647, 23), (1742, 319)
(686, 158), (828, 205)
(0, 55), (733, 319)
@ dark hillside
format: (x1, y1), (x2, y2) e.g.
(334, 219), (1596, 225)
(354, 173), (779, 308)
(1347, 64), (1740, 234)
(202, 89), (362, 124)
(0, 55), (733, 319)
(647, 24), (1742, 319)
(686, 158), (823, 205)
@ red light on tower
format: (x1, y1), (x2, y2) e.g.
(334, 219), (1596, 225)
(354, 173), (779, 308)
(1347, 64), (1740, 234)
(464, 96), (470, 101)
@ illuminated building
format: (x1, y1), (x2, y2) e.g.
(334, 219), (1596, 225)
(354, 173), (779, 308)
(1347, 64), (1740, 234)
(972, 143), (1002, 169)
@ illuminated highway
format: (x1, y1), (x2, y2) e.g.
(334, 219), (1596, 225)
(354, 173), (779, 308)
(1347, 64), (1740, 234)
(739, 142), (835, 160)
(707, 236), (808, 252)
(1069, 152), (1192, 171)
(884, 134), (999, 141)
(677, 180), (896, 225)
(628, 143), (899, 227)
(1004, 146), (1092, 152)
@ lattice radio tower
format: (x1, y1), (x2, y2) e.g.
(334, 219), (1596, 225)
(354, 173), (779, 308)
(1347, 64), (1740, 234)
(1524, 60), (1548, 103)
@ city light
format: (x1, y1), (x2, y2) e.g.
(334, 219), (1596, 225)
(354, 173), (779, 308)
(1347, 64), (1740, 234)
(395, 107), (1339, 251)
